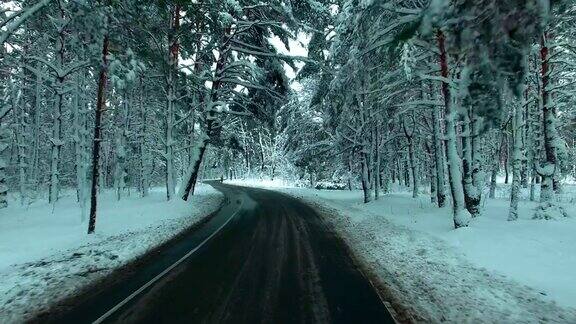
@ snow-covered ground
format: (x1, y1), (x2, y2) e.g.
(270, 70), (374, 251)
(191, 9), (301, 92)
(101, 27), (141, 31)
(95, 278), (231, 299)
(230, 179), (576, 323)
(0, 185), (223, 323)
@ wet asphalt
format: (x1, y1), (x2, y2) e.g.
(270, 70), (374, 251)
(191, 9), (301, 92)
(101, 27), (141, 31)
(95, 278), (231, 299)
(40, 183), (395, 324)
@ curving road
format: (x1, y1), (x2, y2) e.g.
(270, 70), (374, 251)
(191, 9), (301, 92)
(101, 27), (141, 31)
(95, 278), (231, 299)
(43, 183), (396, 324)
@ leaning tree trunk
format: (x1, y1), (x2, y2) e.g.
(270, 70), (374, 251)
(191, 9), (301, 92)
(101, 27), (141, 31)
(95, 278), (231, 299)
(87, 33), (110, 235)
(437, 30), (470, 228)
(180, 27), (231, 201)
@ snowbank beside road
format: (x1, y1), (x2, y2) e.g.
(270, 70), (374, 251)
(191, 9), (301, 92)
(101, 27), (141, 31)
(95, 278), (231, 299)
(277, 187), (576, 323)
(0, 184), (223, 323)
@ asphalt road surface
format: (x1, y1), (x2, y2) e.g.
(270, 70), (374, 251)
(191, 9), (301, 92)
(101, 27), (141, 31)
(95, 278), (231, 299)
(44, 183), (396, 324)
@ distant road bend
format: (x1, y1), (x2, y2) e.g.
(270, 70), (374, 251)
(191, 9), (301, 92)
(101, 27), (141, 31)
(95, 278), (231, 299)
(46, 183), (397, 324)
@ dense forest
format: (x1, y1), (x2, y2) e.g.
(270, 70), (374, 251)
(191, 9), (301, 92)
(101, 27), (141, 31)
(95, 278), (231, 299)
(1, 0), (575, 233)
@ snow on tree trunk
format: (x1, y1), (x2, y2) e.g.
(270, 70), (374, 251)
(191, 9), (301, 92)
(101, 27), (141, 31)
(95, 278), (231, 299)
(534, 33), (568, 220)
(72, 73), (89, 220)
(526, 83), (538, 202)
(471, 115), (483, 205)
(1, 45), (11, 209)
(180, 27), (230, 201)
(374, 123), (381, 200)
(29, 65), (43, 187)
(430, 162), (437, 204)
(431, 86), (447, 207)
(13, 80), (28, 206)
(425, 141), (438, 204)
(437, 30), (471, 228)
(138, 76), (149, 198)
(461, 110), (481, 216)
(509, 91), (525, 221)
(347, 152), (353, 191)
(0, 112), (9, 209)
(164, 5), (181, 201)
(48, 9), (68, 205)
(503, 134), (510, 184)
(179, 131), (209, 201)
(49, 86), (64, 204)
(489, 159), (498, 199)
(490, 133), (506, 199)
(361, 150), (372, 203)
(403, 116), (418, 198)
(114, 93), (129, 201)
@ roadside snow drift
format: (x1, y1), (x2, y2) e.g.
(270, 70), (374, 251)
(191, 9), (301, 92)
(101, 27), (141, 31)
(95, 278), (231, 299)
(277, 187), (576, 323)
(0, 185), (223, 323)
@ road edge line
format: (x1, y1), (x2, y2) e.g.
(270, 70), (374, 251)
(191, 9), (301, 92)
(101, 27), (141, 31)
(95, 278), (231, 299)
(92, 198), (244, 324)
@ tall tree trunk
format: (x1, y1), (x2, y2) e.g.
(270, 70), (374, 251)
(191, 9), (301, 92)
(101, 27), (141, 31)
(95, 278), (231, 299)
(527, 77), (538, 202)
(462, 110), (480, 216)
(509, 95), (524, 221)
(0, 126), (8, 208)
(361, 150), (372, 203)
(504, 133), (510, 184)
(73, 73), (89, 220)
(534, 33), (566, 219)
(471, 114), (483, 206)
(374, 124), (381, 200)
(538, 33), (555, 204)
(489, 159), (498, 199)
(139, 76), (149, 197)
(403, 117), (418, 198)
(437, 30), (470, 228)
(0, 46), (8, 208)
(115, 93), (130, 201)
(13, 81), (27, 206)
(490, 133), (505, 198)
(29, 65), (43, 187)
(49, 5), (67, 204)
(164, 5), (181, 201)
(425, 142), (438, 204)
(347, 152), (353, 191)
(88, 33), (110, 235)
(431, 88), (447, 207)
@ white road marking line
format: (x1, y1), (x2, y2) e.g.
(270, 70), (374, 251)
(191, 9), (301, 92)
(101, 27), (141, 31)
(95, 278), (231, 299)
(93, 198), (244, 324)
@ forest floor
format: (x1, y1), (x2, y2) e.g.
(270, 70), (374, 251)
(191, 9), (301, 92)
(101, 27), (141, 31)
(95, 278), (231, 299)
(230, 180), (576, 323)
(0, 185), (223, 323)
